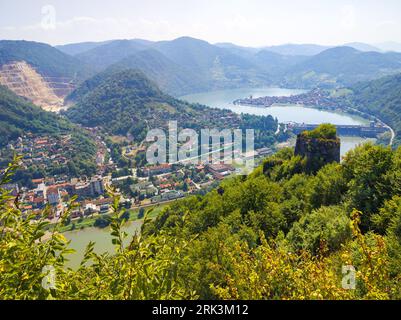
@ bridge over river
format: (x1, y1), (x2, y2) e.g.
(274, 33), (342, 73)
(286, 123), (389, 138)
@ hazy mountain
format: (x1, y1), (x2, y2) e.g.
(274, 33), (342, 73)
(252, 50), (308, 74)
(214, 42), (260, 58)
(107, 49), (208, 96)
(375, 42), (401, 53)
(76, 39), (153, 70)
(0, 40), (94, 81)
(283, 46), (401, 87)
(263, 44), (331, 56)
(152, 37), (271, 91)
(55, 41), (113, 56)
(344, 42), (382, 52)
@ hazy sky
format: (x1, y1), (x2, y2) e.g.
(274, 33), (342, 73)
(1, 0), (401, 46)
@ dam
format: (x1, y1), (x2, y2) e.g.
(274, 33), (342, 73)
(287, 123), (388, 138)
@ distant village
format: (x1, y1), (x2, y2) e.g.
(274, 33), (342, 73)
(233, 89), (338, 109)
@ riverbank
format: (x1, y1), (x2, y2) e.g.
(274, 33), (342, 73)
(46, 201), (170, 234)
(228, 87), (395, 147)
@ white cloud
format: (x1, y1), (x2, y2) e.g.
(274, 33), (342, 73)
(0, 15), (181, 44)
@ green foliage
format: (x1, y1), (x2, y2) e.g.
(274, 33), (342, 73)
(301, 123), (337, 140)
(342, 143), (394, 230)
(347, 73), (401, 146)
(0, 85), (71, 147)
(137, 208), (145, 219)
(3, 142), (401, 300)
(287, 206), (352, 254)
(0, 158), (196, 299)
(93, 216), (111, 229)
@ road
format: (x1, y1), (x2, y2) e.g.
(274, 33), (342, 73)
(345, 105), (396, 146)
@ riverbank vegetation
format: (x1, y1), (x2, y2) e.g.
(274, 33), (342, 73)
(53, 203), (168, 233)
(2, 136), (401, 299)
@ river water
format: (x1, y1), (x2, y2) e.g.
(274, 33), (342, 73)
(64, 220), (142, 269)
(64, 87), (375, 269)
(180, 87), (374, 156)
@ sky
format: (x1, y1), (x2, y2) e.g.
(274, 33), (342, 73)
(1, 0), (401, 47)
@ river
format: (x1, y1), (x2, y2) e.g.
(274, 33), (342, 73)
(65, 87), (375, 269)
(180, 87), (374, 157)
(64, 220), (142, 269)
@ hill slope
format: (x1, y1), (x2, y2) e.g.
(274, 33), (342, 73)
(153, 37), (271, 92)
(75, 39), (153, 71)
(347, 73), (401, 145)
(72, 37), (272, 95)
(55, 40), (113, 56)
(0, 85), (72, 146)
(0, 40), (95, 109)
(284, 46), (401, 87)
(65, 69), (279, 146)
(107, 49), (208, 96)
(0, 84), (97, 179)
(263, 43), (331, 56)
(65, 69), (239, 139)
(0, 40), (93, 80)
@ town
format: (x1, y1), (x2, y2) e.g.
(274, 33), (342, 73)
(233, 89), (336, 108)
(1, 131), (273, 229)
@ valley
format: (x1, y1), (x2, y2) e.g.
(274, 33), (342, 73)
(2, 27), (401, 300)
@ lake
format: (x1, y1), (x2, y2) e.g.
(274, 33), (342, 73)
(180, 87), (374, 157)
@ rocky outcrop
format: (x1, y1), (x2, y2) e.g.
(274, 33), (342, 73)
(0, 61), (75, 112)
(295, 133), (340, 173)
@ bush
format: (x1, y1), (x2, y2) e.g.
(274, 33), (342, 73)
(302, 124), (337, 140)
(93, 216), (111, 229)
(137, 207), (145, 219)
(287, 206), (352, 254)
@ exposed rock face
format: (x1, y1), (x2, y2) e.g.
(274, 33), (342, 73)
(0, 61), (75, 112)
(295, 134), (340, 173)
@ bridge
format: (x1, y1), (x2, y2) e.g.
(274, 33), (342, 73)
(286, 123), (389, 138)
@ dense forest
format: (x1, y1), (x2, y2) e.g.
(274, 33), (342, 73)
(346, 73), (401, 145)
(1, 126), (401, 299)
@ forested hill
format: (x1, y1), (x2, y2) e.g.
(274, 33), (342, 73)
(0, 84), (97, 179)
(283, 46), (401, 88)
(107, 49), (209, 96)
(141, 135), (401, 299)
(0, 85), (72, 146)
(347, 73), (401, 145)
(65, 69), (280, 145)
(3, 126), (401, 299)
(0, 40), (94, 81)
